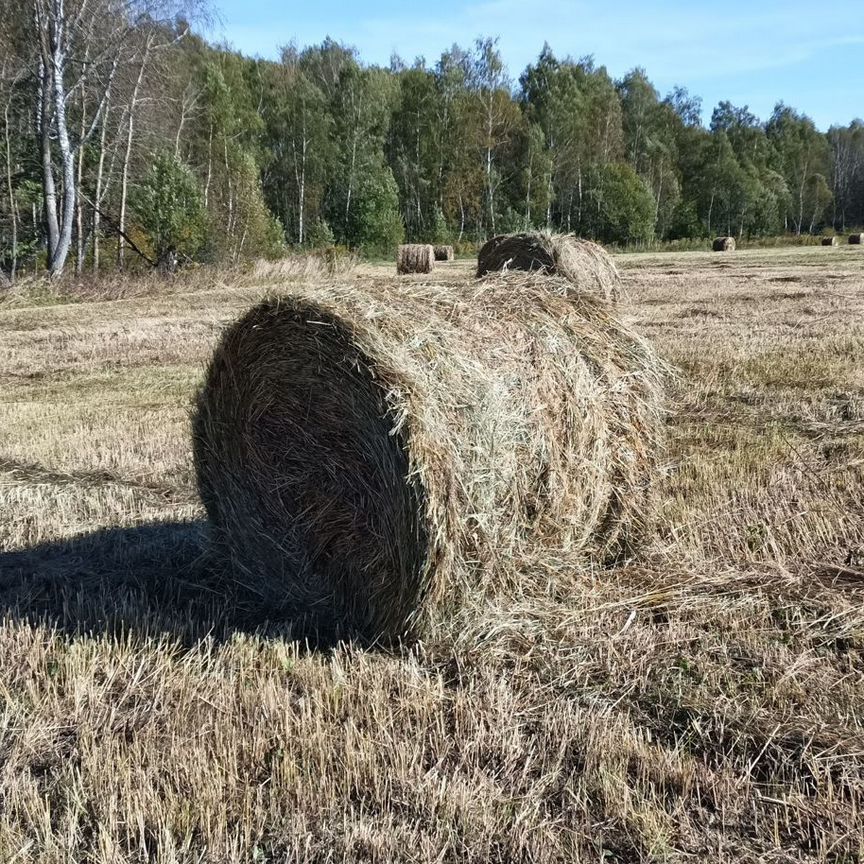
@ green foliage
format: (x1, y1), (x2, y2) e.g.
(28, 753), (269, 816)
(306, 218), (335, 248)
(388, 63), (440, 240)
(0, 173), (44, 276)
(259, 60), (333, 244)
(517, 123), (553, 229)
(6, 19), (863, 273)
(344, 166), (404, 256)
(767, 104), (832, 234)
(589, 163), (656, 244)
(803, 173), (832, 231)
(429, 207), (452, 244)
(132, 152), (207, 265)
(228, 151), (286, 260)
(328, 64), (399, 246)
(668, 200), (704, 240)
(828, 120), (864, 230)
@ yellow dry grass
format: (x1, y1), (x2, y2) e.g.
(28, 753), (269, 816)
(0, 245), (862, 862)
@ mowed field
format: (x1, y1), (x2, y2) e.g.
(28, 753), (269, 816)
(0, 247), (863, 863)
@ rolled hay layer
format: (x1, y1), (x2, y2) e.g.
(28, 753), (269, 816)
(433, 244), (455, 262)
(712, 237), (736, 252)
(822, 236), (839, 246)
(476, 233), (622, 302)
(193, 275), (665, 641)
(849, 233), (864, 245)
(397, 244), (435, 274)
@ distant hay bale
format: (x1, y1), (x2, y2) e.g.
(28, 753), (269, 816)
(397, 244), (434, 274)
(712, 237), (736, 252)
(476, 233), (622, 302)
(849, 233), (864, 245)
(433, 245), (454, 262)
(822, 236), (838, 247)
(193, 274), (665, 642)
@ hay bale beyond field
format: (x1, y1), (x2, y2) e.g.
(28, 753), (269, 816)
(822, 236), (839, 246)
(397, 244), (434, 274)
(476, 233), (622, 302)
(193, 275), (665, 641)
(712, 237), (736, 252)
(433, 244), (454, 262)
(849, 233), (864, 245)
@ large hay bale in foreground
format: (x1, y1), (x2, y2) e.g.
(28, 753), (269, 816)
(397, 244), (434, 274)
(712, 237), (736, 252)
(193, 275), (665, 641)
(433, 244), (454, 262)
(476, 233), (622, 302)
(822, 236), (839, 246)
(849, 233), (864, 245)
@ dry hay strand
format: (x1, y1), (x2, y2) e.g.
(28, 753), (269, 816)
(397, 244), (435, 274)
(822, 236), (839, 246)
(433, 244), (455, 262)
(193, 274), (666, 642)
(712, 237), (736, 252)
(251, 251), (357, 280)
(476, 232), (622, 302)
(849, 233), (864, 245)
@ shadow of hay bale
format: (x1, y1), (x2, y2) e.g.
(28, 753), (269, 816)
(0, 522), (208, 641)
(193, 274), (666, 644)
(0, 522), (345, 647)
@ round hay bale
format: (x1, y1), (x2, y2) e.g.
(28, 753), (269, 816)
(476, 232), (622, 302)
(712, 237), (736, 252)
(193, 275), (665, 642)
(397, 244), (434, 274)
(433, 244), (455, 262)
(822, 236), (839, 246)
(848, 233), (863, 245)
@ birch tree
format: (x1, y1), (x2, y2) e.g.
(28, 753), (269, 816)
(30, 0), (126, 276)
(260, 56), (332, 245)
(468, 38), (518, 236)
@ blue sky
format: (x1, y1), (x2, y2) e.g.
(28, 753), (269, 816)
(208, 0), (863, 130)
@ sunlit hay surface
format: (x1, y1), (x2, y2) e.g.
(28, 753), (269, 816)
(250, 251), (358, 281)
(0, 245), (862, 862)
(476, 232), (622, 302)
(192, 275), (665, 641)
(396, 243), (435, 274)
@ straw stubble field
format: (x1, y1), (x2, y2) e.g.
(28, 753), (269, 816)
(0, 247), (862, 862)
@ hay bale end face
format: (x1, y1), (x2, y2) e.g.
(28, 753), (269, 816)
(397, 244), (435, 274)
(433, 245), (454, 262)
(193, 276), (665, 642)
(822, 236), (839, 246)
(849, 233), (864, 245)
(476, 232), (622, 302)
(712, 237), (736, 252)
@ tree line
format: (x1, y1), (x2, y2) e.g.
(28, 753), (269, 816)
(2, 1), (863, 281)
